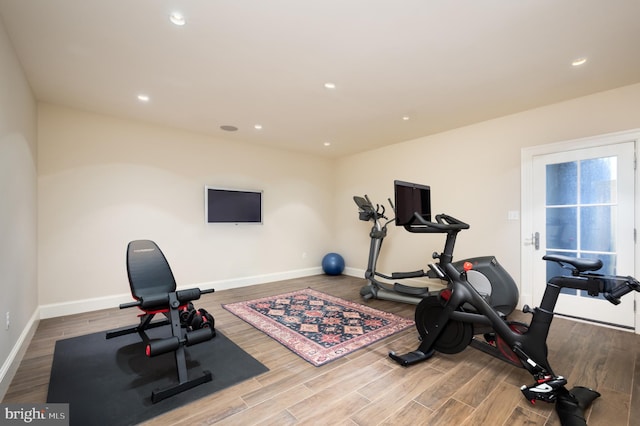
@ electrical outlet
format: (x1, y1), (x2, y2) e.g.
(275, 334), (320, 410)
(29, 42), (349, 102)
(5, 312), (9, 330)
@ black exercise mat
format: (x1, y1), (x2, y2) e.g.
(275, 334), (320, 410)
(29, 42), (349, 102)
(47, 327), (268, 426)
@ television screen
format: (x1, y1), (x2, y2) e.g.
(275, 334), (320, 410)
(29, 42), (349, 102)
(394, 180), (431, 226)
(205, 187), (263, 224)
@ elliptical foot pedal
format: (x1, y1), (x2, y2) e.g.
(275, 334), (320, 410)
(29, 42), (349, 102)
(391, 270), (425, 279)
(392, 283), (430, 297)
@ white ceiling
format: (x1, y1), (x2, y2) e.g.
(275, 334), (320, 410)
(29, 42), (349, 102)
(1, 1), (639, 158)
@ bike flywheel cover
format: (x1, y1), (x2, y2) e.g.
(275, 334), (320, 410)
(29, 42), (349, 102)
(415, 294), (472, 354)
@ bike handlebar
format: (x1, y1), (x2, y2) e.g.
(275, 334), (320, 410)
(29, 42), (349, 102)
(546, 255), (640, 305)
(605, 277), (640, 305)
(406, 212), (470, 233)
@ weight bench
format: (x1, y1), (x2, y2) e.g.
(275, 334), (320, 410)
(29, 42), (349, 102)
(106, 240), (215, 403)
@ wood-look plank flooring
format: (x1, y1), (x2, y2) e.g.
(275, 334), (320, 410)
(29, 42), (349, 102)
(4, 275), (640, 425)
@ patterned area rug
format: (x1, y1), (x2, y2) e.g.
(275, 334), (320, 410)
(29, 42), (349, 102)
(222, 288), (414, 366)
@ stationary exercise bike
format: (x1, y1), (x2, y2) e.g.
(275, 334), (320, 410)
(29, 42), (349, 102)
(354, 193), (431, 304)
(388, 212), (640, 426)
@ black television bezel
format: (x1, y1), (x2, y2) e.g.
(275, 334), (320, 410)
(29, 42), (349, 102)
(394, 180), (431, 226)
(204, 186), (263, 224)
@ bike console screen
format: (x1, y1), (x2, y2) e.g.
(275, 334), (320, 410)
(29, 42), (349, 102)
(394, 180), (431, 226)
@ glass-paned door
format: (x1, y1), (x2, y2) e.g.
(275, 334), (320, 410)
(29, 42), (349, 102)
(532, 142), (634, 327)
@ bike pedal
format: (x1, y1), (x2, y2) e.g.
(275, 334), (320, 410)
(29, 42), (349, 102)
(520, 376), (567, 403)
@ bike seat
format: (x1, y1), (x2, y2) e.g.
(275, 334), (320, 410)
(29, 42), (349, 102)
(542, 255), (602, 273)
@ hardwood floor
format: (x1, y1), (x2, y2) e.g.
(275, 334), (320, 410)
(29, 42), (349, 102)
(3, 274), (640, 425)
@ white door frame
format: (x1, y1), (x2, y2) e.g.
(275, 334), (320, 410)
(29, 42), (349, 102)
(521, 129), (640, 333)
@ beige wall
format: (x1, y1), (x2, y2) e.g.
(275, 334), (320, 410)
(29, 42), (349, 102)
(336, 83), (640, 298)
(0, 18), (38, 397)
(37, 104), (335, 314)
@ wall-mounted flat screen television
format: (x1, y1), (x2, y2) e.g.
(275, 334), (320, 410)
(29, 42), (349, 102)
(205, 186), (263, 224)
(394, 180), (431, 226)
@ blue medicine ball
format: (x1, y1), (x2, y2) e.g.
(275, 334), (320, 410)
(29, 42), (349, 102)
(322, 253), (345, 275)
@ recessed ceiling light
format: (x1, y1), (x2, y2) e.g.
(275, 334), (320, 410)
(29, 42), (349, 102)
(220, 125), (238, 132)
(137, 94), (150, 102)
(169, 12), (186, 26)
(254, 124), (263, 130)
(324, 82), (336, 89)
(323, 142), (331, 147)
(402, 116), (410, 121)
(571, 57), (587, 67)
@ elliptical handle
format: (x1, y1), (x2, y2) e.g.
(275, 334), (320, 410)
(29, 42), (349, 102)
(388, 198), (396, 213)
(363, 194), (386, 219)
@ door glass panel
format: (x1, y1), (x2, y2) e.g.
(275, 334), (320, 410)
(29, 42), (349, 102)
(580, 205), (615, 252)
(546, 206), (577, 250)
(546, 162), (577, 205)
(580, 157), (616, 204)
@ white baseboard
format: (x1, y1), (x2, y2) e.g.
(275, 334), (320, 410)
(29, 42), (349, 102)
(39, 293), (133, 319)
(201, 266), (323, 292)
(0, 308), (40, 401)
(343, 266), (364, 278)
(39, 267), (324, 319)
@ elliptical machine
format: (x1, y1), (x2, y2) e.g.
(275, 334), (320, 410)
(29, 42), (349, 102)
(354, 193), (431, 304)
(354, 180), (519, 312)
(388, 211), (640, 426)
